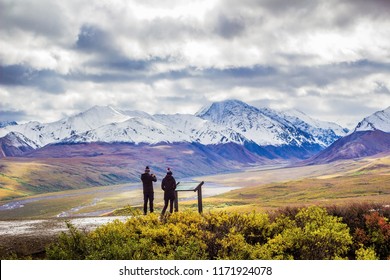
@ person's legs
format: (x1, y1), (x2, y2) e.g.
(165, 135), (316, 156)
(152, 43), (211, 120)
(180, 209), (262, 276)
(149, 192), (154, 213)
(143, 193), (148, 215)
(169, 198), (174, 213)
(161, 199), (169, 215)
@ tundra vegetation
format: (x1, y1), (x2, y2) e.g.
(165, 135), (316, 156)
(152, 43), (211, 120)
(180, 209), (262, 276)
(46, 204), (390, 260)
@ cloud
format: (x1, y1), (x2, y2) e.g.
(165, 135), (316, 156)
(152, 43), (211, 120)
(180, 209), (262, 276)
(0, 64), (65, 93)
(75, 25), (113, 54)
(0, 0), (68, 38)
(0, 0), (389, 127)
(212, 13), (247, 39)
(0, 107), (26, 123)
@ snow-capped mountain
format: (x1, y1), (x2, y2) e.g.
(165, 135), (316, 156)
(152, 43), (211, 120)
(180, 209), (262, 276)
(196, 99), (346, 148)
(65, 113), (250, 145)
(196, 100), (297, 146)
(308, 106), (390, 164)
(279, 109), (348, 147)
(0, 100), (349, 160)
(0, 106), (132, 147)
(0, 132), (37, 157)
(64, 116), (191, 144)
(354, 106), (390, 133)
(153, 113), (249, 145)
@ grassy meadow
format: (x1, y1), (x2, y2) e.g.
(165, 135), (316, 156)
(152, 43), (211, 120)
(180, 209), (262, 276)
(0, 156), (135, 201)
(1, 153), (389, 219)
(187, 154), (390, 213)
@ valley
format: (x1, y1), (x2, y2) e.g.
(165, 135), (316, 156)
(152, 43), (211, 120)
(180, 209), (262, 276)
(0, 99), (389, 259)
(0, 177), (240, 220)
(1, 153), (389, 258)
(1, 153), (389, 220)
(196, 153), (390, 212)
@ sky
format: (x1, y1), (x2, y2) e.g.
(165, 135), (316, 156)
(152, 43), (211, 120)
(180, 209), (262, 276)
(1, 0), (390, 128)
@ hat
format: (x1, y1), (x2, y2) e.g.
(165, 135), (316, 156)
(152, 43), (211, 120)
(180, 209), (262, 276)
(145, 166), (150, 173)
(166, 167), (172, 175)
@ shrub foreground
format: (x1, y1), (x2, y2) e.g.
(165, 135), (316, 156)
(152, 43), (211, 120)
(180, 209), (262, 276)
(46, 205), (390, 260)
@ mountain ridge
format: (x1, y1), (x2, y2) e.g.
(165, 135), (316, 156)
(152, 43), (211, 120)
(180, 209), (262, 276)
(307, 106), (390, 164)
(354, 106), (390, 133)
(0, 100), (348, 157)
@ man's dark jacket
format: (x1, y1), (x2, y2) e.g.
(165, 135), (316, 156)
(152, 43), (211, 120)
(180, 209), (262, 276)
(161, 174), (176, 200)
(141, 173), (157, 193)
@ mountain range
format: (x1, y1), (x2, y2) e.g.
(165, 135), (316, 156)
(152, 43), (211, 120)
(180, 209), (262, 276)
(0, 100), (389, 197)
(0, 100), (389, 169)
(0, 100), (348, 157)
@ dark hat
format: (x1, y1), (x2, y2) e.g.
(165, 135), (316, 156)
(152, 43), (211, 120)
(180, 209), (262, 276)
(167, 167), (172, 175)
(145, 166), (150, 173)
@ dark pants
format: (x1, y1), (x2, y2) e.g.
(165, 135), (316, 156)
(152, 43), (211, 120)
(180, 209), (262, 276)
(161, 198), (175, 215)
(143, 192), (154, 214)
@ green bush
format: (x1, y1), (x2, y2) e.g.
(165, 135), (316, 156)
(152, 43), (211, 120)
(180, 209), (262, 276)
(252, 206), (353, 260)
(46, 206), (389, 260)
(355, 245), (378, 260)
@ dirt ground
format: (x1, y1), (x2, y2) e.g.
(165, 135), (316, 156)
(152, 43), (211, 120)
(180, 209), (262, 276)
(0, 216), (128, 259)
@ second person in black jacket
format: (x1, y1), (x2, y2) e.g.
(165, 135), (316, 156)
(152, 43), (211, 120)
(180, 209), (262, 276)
(141, 166), (157, 215)
(161, 168), (176, 215)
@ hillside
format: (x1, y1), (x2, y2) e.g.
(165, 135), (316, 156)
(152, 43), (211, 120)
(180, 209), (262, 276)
(300, 106), (390, 165)
(198, 153), (390, 212)
(0, 142), (272, 201)
(309, 130), (390, 164)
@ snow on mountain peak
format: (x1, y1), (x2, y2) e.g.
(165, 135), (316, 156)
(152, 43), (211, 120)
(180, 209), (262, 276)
(354, 106), (390, 133)
(68, 105), (131, 128)
(2, 132), (39, 149)
(197, 99), (313, 146)
(0, 105), (132, 147)
(281, 109), (349, 146)
(154, 113), (248, 145)
(0, 101), (351, 150)
(196, 99), (253, 121)
(65, 116), (191, 144)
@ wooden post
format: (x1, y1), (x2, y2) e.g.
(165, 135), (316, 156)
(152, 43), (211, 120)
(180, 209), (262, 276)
(174, 191), (179, 212)
(174, 182), (180, 212)
(197, 181), (204, 214)
(197, 187), (202, 213)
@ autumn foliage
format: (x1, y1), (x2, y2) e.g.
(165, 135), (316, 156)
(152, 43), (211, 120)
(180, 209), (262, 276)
(46, 204), (390, 260)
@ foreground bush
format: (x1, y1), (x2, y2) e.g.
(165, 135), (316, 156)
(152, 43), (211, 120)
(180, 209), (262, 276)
(46, 205), (390, 260)
(253, 206), (353, 260)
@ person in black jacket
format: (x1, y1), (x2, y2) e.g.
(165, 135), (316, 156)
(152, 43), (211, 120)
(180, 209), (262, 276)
(161, 168), (176, 215)
(141, 166), (157, 215)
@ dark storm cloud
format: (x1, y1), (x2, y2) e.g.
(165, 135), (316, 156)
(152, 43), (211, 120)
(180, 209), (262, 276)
(259, 0), (317, 14)
(0, 64), (65, 93)
(192, 60), (390, 88)
(74, 24), (178, 78)
(0, 106), (27, 123)
(213, 13), (246, 39)
(0, 0), (67, 38)
(341, 0), (390, 17)
(76, 25), (114, 54)
(69, 56), (174, 84)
